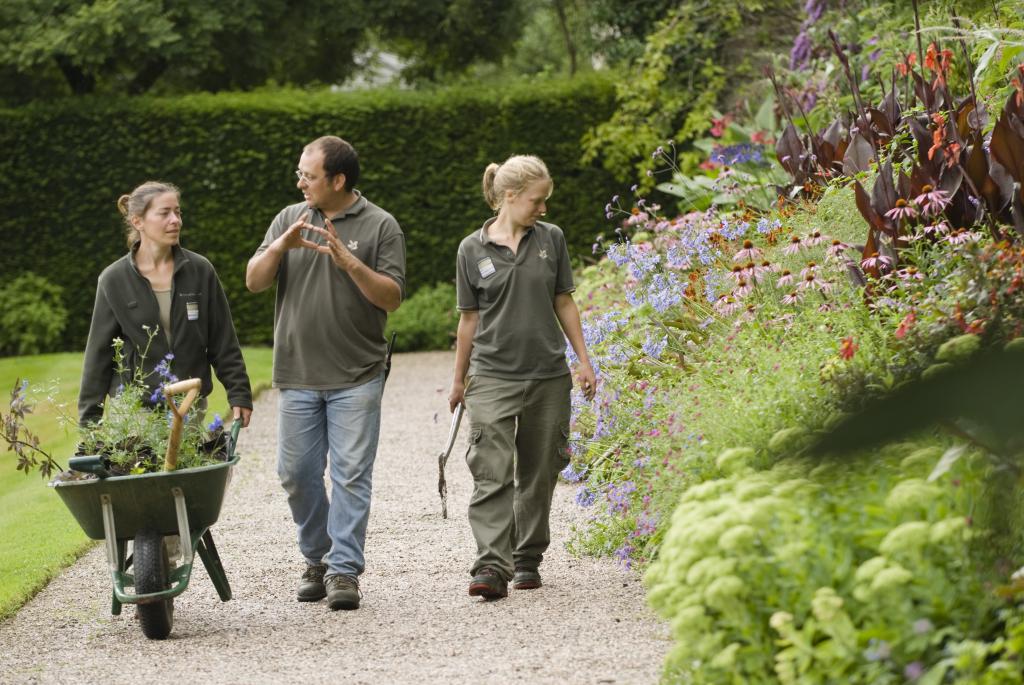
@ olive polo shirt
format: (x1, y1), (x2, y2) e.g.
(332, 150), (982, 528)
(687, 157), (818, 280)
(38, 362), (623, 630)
(456, 218), (574, 379)
(255, 193), (406, 389)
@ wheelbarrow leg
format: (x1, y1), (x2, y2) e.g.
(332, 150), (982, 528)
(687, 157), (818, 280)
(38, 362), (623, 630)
(111, 539), (128, 616)
(197, 529), (232, 601)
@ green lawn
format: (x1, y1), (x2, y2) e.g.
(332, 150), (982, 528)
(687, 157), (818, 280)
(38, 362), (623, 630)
(0, 347), (273, 620)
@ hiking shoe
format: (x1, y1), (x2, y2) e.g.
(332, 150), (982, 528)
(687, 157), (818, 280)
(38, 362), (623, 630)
(512, 568), (542, 590)
(297, 563), (327, 602)
(326, 574), (361, 611)
(468, 567), (508, 599)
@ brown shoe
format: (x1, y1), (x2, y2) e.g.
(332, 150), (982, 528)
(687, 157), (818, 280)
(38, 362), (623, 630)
(468, 567), (508, 599)
(297, 564), (327, 602)
(512, 568), (542, 590)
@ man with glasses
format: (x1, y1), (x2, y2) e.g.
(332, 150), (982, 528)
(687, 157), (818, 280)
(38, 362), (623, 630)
(246, 136), (406, 611)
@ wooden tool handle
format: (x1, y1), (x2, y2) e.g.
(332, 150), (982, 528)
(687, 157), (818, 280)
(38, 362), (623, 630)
(163, 378), (202, 471)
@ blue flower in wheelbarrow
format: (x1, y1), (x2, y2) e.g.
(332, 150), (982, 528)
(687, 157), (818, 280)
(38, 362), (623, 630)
(207, 414), (223, 432)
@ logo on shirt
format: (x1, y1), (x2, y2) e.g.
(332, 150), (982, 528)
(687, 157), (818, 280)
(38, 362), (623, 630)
(186, 301), (199, 320)
(538, 249), (549, 260)
(347, 240), (359, 251)
(477, 257), (496, 278)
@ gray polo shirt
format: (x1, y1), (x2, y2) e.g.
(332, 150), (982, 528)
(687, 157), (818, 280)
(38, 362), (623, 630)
(255, 193), (406, 389)
(456, 218), (574, 379)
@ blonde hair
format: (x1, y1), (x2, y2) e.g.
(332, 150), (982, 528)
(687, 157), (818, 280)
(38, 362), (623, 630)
(481, 155), (552, 211)
(117, 181), (179, 246)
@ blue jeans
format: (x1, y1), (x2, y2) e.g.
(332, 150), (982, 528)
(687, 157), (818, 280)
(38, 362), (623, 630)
(277, 374), (384, 577)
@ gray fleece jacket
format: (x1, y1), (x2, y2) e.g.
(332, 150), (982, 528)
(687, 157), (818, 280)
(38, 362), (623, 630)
(78, 243), (252, 425)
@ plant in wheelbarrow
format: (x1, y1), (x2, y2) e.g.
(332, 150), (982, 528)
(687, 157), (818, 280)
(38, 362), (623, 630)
(2, 333), (242, 640)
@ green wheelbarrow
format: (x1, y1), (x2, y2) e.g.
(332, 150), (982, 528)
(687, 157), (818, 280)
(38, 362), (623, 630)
(50, 379), (243, 640)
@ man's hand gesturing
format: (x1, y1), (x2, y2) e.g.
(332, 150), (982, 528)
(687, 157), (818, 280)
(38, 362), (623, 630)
(273, 212), (321, 254)
(310, 218), (360, 273)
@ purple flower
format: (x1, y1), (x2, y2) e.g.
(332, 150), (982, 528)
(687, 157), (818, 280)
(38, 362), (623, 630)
(607, 481), (638, 514)
(150, 386), (165, 405)
(904, 662), (925, 680)
(575, 486), (596, 507)
(207, 414), (224, 432)
(912, 618), (933, 634)
(560, 463), (587, 483)
(790, 31), (812, 70)
(614, 542), (635, 569)
(633, 511), (658, 537)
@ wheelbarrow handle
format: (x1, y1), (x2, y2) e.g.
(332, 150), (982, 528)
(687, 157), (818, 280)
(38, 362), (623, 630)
(226, 420), (243, 459)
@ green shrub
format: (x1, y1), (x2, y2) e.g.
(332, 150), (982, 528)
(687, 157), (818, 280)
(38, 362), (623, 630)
(646, 442), (1018, 684)
(385, 282), (457, 352)
(0, 76), (619, 348)
(0, 273), (67, 356)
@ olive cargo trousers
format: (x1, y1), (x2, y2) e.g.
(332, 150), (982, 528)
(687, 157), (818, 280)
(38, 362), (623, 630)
(463, 373), (572, 580)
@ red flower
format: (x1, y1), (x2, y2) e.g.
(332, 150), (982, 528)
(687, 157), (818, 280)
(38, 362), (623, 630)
(895, 310), (917, 339)
(839, 336), (858, 360)
(895, 52), (917, 76)
(710, 114), (733, 137)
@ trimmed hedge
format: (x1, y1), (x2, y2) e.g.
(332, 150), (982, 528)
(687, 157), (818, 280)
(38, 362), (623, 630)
(0, 76), (619, 348)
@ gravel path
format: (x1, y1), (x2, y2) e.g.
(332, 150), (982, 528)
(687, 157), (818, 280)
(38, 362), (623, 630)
(0, 351), (669, 684)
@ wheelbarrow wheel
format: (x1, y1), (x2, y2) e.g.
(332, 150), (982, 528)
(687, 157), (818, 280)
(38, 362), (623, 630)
(134, 529), (174, 640)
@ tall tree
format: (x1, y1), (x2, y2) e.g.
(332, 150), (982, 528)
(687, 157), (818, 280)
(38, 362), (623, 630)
(366, 0), (526, 81)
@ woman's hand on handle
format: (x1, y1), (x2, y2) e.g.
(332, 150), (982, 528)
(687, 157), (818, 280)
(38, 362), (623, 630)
(232, 406), (252, 428)
(448, 381), (466, 414)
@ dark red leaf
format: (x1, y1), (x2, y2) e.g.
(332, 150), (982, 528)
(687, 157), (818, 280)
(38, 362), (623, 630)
(954, 97), (979, 139)
(992, 112), (1024, 183)
(823, 119), (845, 147)
(854, 180), (882, 229)
(882, 87), (902, 127)
(776, 123), (805, 178)
(843, 133), (874, 175)
(867, 107), (893, 138)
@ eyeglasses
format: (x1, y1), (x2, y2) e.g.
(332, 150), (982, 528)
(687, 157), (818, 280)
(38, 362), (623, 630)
(295, 169), (332, 184)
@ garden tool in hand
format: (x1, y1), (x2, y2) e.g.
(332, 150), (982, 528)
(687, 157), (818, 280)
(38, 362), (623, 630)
(437, 402), (465, 519)
(162, 378), (202, 471)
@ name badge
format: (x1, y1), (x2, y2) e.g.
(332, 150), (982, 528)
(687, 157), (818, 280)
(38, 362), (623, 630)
(186, 301), (199, 320)
(478, 257), (496, 279)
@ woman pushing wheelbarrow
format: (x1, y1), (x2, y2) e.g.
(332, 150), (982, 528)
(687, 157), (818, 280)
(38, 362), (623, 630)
(60, 180), (253, 638)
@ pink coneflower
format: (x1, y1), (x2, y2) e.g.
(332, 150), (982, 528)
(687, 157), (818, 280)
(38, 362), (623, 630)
(894, 266), (924, 281)
(737, 304), (757, 322)
(945, 229), (977, 245)
(818, 301), (837, 313)
(914, 184), (952, 217)
(861, 252), (894, 271)
(885, 198), (918, 222)
(798, 272), (833, 293)
(776, 269), (795, 287)
(826, 239), (851, 259)
(781, 290), (803, 305)
(733, 239), (763, 262)
(714, 295), (741, 316)
(728, 264), (746, 283)
(804, 230), (830, 246)
(923, 221), (951, 237)
(800, 261), (818, 278)
(734, 278), (754, 298)
(783, 235), (804, 255)
(753, 260), (775, 281)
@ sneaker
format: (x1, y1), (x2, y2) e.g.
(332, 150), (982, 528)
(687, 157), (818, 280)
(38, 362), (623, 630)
(512, 568), (542, 590)
(297, 564), (327, 602)
(468, 567), (508, 599)
(326, 574), (361, 611)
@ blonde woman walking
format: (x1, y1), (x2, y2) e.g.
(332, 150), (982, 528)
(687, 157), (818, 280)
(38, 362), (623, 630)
(449, 155), (596, 600)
